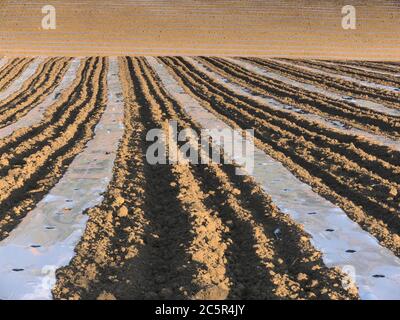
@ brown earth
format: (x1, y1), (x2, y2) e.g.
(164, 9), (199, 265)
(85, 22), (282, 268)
(0, 58), (33, 91)
(1, 53), (399, 300)
(0, 57), (109, 239)
(1, 0), (400, 59)
(160, 56), (400, 256)
(0, 57), (71, 126)
(246, 58), (400, 110)
(51, 57), (358, 300)
(0, 0), (399, 303)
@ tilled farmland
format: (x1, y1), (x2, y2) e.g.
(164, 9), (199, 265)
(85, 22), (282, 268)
(0, 56), (399, 300)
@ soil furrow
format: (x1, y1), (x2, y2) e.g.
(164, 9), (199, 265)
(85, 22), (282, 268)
(201, 57), (400, 138)
(0, 57), (107, 240)
(0, 58), (59, 112)
(0, 58), (20, 81)
(272, 58), (400, 103)
(159, 56), (400, 257)
(129, 56), (229, 299)
(184, 58), (400, 183)
(306, 60), (400, 88)
(166, 57), (400, 178)
(0, 58), (33, 92)
(144, 57), (355, 300)
(52, 56), (357, 300)
(0, 58), (82, 141)
(0, 58), (10, 73)
(222, 56), (400, 116)
(235, 57), (400, 118)
(0, 58), (71, 126)
(247, 57), (400, 111)
(53, 57), (149, 300)
(335, 61), (400, 76)
(0, 58), (95, 171)
(353, 61), (400, 74)
(55, 56), (208, 300)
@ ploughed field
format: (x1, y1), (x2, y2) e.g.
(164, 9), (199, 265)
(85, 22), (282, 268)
(2, 0), (400, 59)
(0, 56), (399, 300)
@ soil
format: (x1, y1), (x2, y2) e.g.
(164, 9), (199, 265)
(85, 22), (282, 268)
(159, 56), (400, 256)
(0, 57), (108, 240)
(0, 0), (399, 59)
(51, 57), (358, 300)
(2, 54), (399, 299)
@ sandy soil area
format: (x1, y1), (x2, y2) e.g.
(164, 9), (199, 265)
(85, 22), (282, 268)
(0, 0), (399, 59)
(1, 55), (399, 299)
(52, 57), (358, 299)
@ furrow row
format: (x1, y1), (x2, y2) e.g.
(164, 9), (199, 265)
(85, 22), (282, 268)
(308, 60), (400, 87)
(159, 56), (400, 256)
(202, 57), (400, 139)
(0, 57), (71, 127)
(232, 57), (400, 117)
(0, 57), (107, 240)
(51, 56), (356, 300)
(0, 58), (34, 93)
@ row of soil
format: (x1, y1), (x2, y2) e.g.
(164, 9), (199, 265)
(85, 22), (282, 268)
(266, 58), (400, 108)
(158, 56), (400, 258)
(201, 57), (400, 139)
(322, 59), (400, 75)
(52, 57), (357, 300)
(0, 57), (71, 127)
(0, 57), (108, 240)
(358, 61), (400, 73)
(0, 58), (33, 92)
(294, 59), (400, 88)
(338, 61), (400, 75)
(247, 57), (400, 110)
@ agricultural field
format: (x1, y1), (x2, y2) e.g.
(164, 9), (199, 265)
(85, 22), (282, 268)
(0, 0), (400, 303)
(1, 0), (400, 59)
(0, 55), (399, 300)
